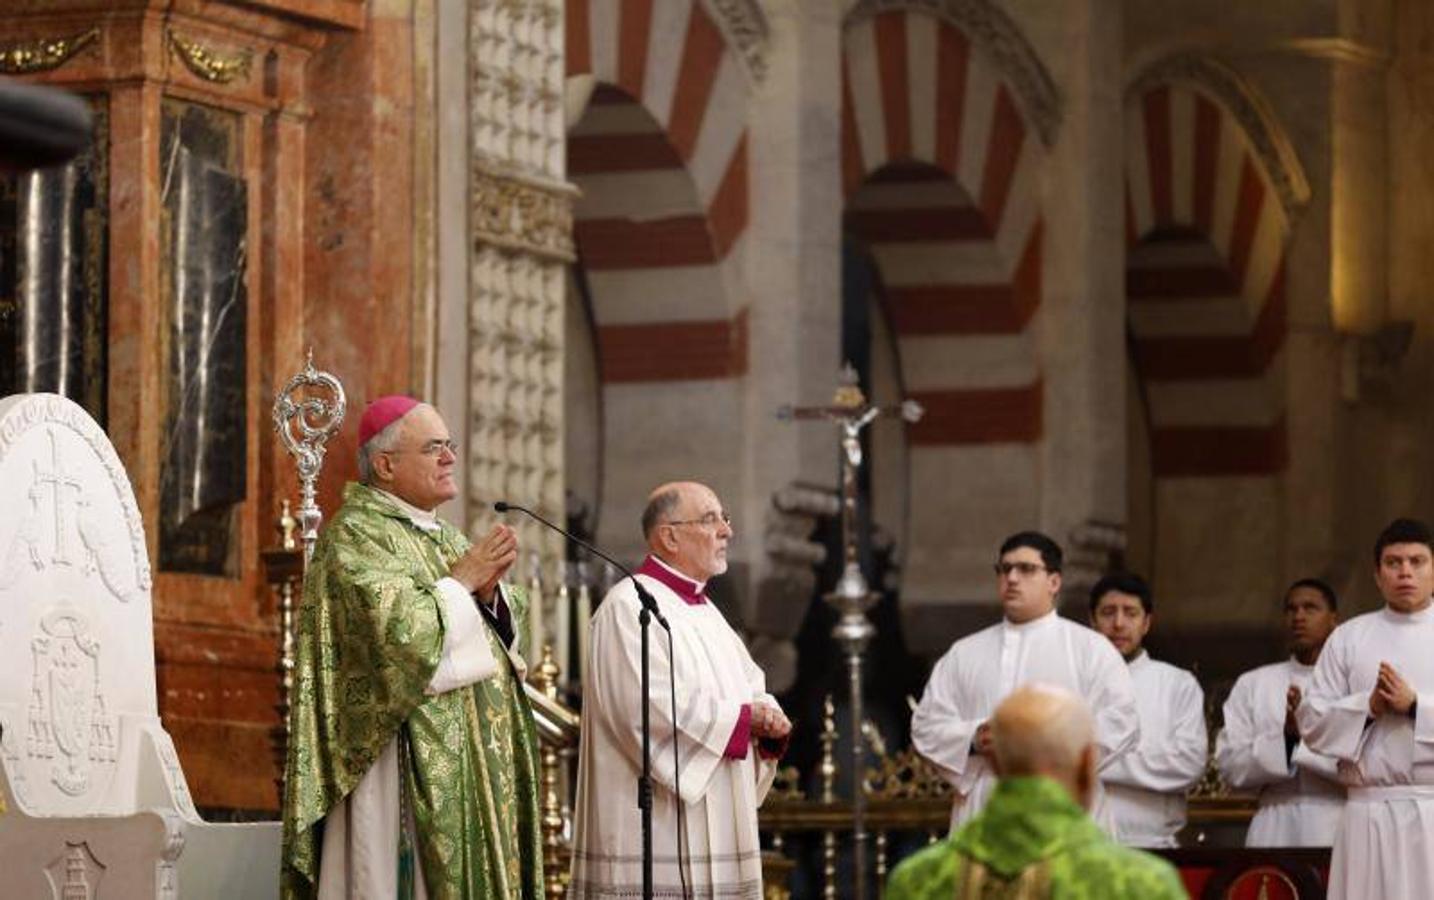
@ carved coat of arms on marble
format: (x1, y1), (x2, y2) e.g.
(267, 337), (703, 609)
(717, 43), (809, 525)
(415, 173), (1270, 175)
(27, 610), (118, 796)
(44, 841), (105, 899)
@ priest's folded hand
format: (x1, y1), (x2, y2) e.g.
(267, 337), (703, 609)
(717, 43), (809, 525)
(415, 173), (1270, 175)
(451, 524), (519, 601)
(752, 702), (792, 739)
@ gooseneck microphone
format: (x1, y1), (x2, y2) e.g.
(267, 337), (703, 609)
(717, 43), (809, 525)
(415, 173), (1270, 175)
(493, 500), (667, 627)
(494, 498), (681, 900)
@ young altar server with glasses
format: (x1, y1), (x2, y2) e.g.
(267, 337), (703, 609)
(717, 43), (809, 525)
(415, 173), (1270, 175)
(911, 531), (1139, 831)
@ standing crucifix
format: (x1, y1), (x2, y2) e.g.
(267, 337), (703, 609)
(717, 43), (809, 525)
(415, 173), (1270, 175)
(778, 364), (922, 900)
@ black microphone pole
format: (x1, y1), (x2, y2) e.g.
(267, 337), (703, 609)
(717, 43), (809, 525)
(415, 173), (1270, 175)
(493, 500), (665, 900)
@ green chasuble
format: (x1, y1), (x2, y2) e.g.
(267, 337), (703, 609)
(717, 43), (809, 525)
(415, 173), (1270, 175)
(281, 482), (544, 900)
(885, 778), (1185, 900)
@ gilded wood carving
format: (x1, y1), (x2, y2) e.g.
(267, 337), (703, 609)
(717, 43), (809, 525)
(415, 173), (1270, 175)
(168, 30), (253, 85)
(0, 27), (99, 75)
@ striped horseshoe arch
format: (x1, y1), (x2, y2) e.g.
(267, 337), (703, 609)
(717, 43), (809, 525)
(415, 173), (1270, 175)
(564, 0), (756, 553)
(566, 0), (754, 382)
(1123, 66), (1307, 611)
(841, 6), (1051, 609)
(1124, 80), (1294, 478)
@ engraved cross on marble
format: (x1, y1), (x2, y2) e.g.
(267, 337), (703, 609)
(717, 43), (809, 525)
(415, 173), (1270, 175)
(32, 428), (84, 567)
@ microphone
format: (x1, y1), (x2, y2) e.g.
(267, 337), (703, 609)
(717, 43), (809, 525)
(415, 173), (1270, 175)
(494, 501), (668, 628)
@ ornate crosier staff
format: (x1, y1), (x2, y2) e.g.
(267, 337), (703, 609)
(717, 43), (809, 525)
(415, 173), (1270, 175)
(779, 364), (922, 900)
(273, 349), (347, 564)
(269, 350), (346, 788)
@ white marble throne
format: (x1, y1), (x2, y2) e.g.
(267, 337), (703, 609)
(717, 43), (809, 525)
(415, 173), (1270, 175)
(0, 394), (280, 899)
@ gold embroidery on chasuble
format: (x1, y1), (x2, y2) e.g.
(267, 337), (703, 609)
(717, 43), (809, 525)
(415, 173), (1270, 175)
(956, 859), (1052, 900)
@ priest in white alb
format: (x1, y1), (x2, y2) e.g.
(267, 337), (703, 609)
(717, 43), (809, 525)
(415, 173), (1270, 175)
(1298, 518), (1434, 899)
(569, 481), (790, 900)
(911, 531), (1139, 831)
(1088, 572), (1207, 847)
(1215, 578), (1344, 846)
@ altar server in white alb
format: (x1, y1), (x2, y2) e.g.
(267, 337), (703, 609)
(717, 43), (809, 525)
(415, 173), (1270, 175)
(911, 531), (1140, 830)
(569, 481), (790, 900)
(1088, 573), (1207, 847)
(1216, 578), (1344, 846)
(1298, 518), (1434, 900)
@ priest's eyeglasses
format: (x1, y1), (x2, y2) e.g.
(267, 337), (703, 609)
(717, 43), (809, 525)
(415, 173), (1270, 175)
(993, 561), (1048, 578)
(667, 510), (733, 530)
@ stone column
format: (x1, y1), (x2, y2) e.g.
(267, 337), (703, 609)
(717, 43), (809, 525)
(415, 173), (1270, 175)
(468, 0), (575, 584)
(1383, 0), (1434, 516)
(1037, 0), (1126, 590)
(1330, 0), (1390, 337)
(1326, 1), (1399, 594)
(107, 81), (165, 550)
(432, 0), (473, 526)
(740, 0), (845, 670)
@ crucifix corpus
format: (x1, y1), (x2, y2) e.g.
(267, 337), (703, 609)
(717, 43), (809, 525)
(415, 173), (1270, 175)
(777, 363), (923, 900)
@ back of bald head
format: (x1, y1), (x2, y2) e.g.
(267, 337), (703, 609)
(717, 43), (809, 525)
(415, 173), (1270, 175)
(989, 684), (1095, 779)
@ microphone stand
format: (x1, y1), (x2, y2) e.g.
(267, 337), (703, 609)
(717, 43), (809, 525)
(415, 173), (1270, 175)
(493, 501), (667, 900)
(639, 597), (655, 900)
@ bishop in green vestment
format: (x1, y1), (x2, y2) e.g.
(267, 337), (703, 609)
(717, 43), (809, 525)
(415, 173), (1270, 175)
(887, 685), (1185, 900)
(281, 397), (543, 900)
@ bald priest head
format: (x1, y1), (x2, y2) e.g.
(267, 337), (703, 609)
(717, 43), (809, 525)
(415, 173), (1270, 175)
(989, 684), (1098, 810)
(640, 481), (734, 584)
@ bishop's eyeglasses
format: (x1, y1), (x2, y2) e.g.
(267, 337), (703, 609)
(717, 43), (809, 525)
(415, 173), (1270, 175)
(388, 438), (459, 458)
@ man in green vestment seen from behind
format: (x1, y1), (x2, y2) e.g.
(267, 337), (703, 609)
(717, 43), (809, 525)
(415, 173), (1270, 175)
(281, 395), (544, 899)
(886, 684), (1185, 900)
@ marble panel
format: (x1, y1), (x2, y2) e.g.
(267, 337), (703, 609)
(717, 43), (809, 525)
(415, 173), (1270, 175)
(0, 96), (109, 425)
(157, 100), (248, 576)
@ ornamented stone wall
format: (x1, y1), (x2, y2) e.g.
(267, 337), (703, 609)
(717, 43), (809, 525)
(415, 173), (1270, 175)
(468, 0), (575, 587)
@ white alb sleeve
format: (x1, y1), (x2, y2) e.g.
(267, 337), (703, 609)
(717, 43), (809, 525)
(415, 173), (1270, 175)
(426, 576), (500, 695)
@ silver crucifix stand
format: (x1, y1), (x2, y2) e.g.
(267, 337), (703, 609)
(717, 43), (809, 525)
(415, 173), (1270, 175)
(779, 365), (923, 900)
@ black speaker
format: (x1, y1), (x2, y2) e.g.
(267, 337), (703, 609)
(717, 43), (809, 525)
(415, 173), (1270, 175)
(0, 78), (93, 171)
